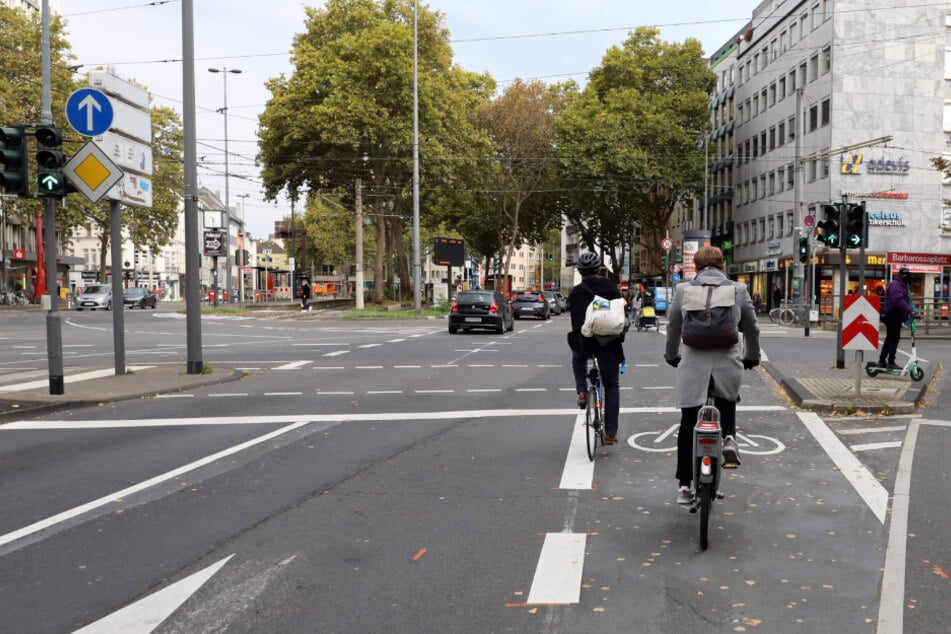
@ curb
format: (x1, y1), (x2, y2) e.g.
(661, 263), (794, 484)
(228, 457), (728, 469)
(0, 369), (245, 424)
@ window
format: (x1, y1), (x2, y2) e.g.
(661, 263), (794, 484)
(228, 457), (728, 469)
(769, 216), (775, 239)
(810, 54), (819, 81)
(753, 94), (759, 116)
(759, 218), (766, 241)
(781, 31), (788, 52)
(745, 98), (752, 122)
(799, 62), (808, 84)
(769, 83), (777, 106)
(800, 13), (809, 38)
(788, 115), (797, 141)
(821, 156), (830, 178)
(825, 0), (833, 21)
(822, 46), (832, 73)
(754, 53), (760, 74)
(752, 136), (759, 158)
(809, 105), (819, 132)
(745, 140), (751, 161)
(769, 172), (776, 196)
(790, 22), (798, 45)
(761, 89), (768, 110)
(812, 3), (821, 29)
(770, 38), (778, 60)
(779, 76), (786, 100)
(760, 175), (767, 199)
(751, 176), (758, 201)
(820, 98), (830, 126)
(808, 159), (817, 182)
(760, 132), (767, 155)
(790, 69), (797, 91)
(769, 126), (776, 150)
(737, 103), (744, 125)
(787, 211), (795, 235)
(778, 167), (786, 192)
(778, 121), (786, 146)
(778, 213), (784, 237)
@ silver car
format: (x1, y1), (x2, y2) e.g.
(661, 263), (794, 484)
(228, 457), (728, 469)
(75, 284), (113, 310)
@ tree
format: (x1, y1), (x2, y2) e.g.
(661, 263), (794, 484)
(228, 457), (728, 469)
(257, 0), (490, 301)
(556, 27), (715, 276)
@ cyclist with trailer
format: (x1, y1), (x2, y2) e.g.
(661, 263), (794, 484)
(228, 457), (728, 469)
(567, 251), (625, 445)
(664, 246), (761, 504)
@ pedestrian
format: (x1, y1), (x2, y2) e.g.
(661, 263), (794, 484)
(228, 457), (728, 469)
(878, 266), (918, 369)
(664, 246), (760, 505)
(567, 251), (625, 445)
(771, 285), (782, 310)
(299, 279), (311, 311)
(753, 293), (763, 314)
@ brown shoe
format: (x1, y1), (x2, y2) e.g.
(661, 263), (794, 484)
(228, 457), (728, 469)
(577, 392), (587, 409)
(603, 434), (618, 445)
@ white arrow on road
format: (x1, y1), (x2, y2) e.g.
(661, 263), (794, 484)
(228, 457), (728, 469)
(77, 94), (102, 132)
(73, 555), (233, 633)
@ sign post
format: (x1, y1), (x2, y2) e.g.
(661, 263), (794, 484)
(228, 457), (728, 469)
(842, 295), (881, 395)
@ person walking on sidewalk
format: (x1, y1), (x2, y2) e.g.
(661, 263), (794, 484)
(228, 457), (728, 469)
(567, 251), (625, 445)
(878, 266), (918, 369)
(299, 279), (312, 311)
(664, 246), (760, 505)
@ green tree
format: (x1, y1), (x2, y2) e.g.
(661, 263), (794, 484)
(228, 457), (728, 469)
(556, 27), (715, 276)
(257, 0), (490, 301)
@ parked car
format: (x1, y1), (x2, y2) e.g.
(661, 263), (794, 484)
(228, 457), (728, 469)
(511, 291), (550, 320)
(540, 290), (563, 315)
(123, 286), (157, 309)
(448, 290), (514, 334)
(553, 291), (568, 313)
(75, 284), (113, 311)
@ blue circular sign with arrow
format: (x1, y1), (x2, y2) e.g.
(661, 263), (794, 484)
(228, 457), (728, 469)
(65, 88), (114, 137)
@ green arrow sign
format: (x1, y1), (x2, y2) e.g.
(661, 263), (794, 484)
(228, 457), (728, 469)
(40, 173), (62, 191)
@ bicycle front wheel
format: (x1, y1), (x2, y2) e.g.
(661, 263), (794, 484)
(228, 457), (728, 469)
(769, 308), (781, 324)
(778, 308), (797, 326)
(697, 484), (712, 550)
(585, 386), (599, 461)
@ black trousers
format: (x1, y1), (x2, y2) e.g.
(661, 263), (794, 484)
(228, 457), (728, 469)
(676, 398), (736, 486)
(879, 311), (903, 364)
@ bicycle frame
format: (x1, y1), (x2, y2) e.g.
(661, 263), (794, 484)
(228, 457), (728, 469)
(692, 403), (722, 496)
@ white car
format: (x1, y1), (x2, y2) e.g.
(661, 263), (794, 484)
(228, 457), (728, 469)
(75, 284), (113, 310)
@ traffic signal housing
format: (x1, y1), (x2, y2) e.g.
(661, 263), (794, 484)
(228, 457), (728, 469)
(34, 125), (67, 197)
(845, 202), (867, 248)
(798, 236), (809, 263)
(817, 204), (841, 247)
(0, 125), (30, 196)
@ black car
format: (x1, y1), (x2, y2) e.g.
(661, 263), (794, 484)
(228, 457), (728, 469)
(448, 290), (514, 334)
(123, 286), (157, 309)
(511, 292), (550, 320)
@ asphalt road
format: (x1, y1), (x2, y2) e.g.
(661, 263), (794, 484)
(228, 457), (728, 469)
(0, 306), (948, 633)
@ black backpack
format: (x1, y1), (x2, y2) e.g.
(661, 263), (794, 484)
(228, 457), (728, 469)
(680, 280), (739, 349)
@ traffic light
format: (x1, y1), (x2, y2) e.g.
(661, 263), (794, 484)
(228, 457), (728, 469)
(0, 125), (30, 196)
(845, 202), (867, 248)
(34, 125), (67, 197)
(798, 237), (809, 263)
(817, 204), (841, 247)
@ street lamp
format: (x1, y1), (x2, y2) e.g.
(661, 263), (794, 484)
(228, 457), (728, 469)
(236, 192), (250, 306)
(208, 67), (242, 304)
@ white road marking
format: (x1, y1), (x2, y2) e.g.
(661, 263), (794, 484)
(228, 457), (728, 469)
(274, 360), (313, 371)
(156, 394), (194, 399)
(264, 392), (303, 396)
(415, 389), (454, 394)
(838, 425), (907, 435)
(73, 555), (234, 633)
(395, 365), (421, 369)
(559, 415), (594, 490)
(367, 390), (402, 395)
(643, 386), (674, 390)
(467, 388), (501, 393)
(431, 365), (458, 368)
(235, 367), (260, 371)
(0, 366), (154, 392)
(358, 343), (381, 349)
(502, 364), (528, 368)
(796, 411), (888, 524)
(313, 366), (345, 370)
(208, 393), (248, 398)
(526, 533), (587, 605)
(850, 441), (903, 452)
(516, 388), (546, 392)
(468, 364), (495, 367)
(292, 343), (347, 346)
(355, 365), (384, 369)
(0, 421), (312, 549)
(323, 351), (349, 357)
(316, 391), (354, 396)
(388, 339), (406, 343)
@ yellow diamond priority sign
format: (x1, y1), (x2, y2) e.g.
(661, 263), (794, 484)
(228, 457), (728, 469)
(63, 140), (124, 203)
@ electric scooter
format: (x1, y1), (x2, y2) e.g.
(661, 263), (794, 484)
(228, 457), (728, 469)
(865, 318), (925, 382)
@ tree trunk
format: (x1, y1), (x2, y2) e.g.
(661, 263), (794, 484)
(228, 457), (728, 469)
(373, 200), (386, 302)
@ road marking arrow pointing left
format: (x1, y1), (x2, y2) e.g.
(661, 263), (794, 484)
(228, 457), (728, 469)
(73, 555), (233, 633)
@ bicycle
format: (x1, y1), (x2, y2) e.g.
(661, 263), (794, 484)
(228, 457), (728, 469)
(584, 355), (605, 461)
(688, 379), (738, 550)
(768, 301), (806, 326)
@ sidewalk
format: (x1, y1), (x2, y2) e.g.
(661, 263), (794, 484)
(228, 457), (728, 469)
(0, 365), (243, 422)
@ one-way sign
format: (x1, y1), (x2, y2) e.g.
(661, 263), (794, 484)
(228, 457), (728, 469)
(203, 229), (228, 257)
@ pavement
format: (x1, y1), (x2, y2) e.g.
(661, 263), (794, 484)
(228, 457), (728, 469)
(0, 315), (945, 422)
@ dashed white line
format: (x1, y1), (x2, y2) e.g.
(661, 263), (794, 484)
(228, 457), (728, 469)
(467, 388), (502, 393)
(367, 390), (403, 395)
(355, 365), (384, 369)
(395, 365), (421, 369)
(316, 391), (354, 396)
(526, 533), (587, 605)
(838, 425), (907, 435)
(323, 351), (349, 357)
(313, 366), (345, 370)
(850, 441), (903, 452)
(516, 388), (546, 392)
(274, 360), (313, 371)
(359, 343), (382, 349)
(264, 392), (303, 396)
(559, 414), (594, 490)
(209, 393), (249, 398)
(156, 394), (194, 399)
(388, 339), (406, 343)
(415, 389), (454, 394)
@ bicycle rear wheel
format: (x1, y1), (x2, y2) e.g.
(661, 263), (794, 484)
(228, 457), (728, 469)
(697, 483), (712, 550)
(585, 385), (599, 461)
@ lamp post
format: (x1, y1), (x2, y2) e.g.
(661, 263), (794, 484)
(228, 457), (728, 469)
(236, 192), (249, 306)
(208, 66), (241, 304)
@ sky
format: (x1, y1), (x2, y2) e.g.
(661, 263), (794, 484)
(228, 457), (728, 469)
(61, 0), (756, 239)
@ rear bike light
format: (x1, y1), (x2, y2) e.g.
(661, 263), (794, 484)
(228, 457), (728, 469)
(698, 438), (718, 445)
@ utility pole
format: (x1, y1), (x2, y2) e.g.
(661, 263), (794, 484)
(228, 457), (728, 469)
(182, 0), (204, 373)
(355, 178), (365, 309)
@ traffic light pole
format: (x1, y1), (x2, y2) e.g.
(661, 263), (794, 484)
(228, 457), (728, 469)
(110, 201), (127, 374)
(835, 196), (848, 369)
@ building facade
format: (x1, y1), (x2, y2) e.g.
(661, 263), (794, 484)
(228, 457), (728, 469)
(709, 0), (950, 314)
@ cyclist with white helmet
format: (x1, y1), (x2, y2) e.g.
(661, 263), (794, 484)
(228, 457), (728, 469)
(567, 251), (625, 445)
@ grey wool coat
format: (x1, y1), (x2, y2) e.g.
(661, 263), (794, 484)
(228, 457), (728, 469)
(664, 267), (761, 408)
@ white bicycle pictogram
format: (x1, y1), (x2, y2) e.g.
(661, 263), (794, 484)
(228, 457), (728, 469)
(627, 424), (785, 455)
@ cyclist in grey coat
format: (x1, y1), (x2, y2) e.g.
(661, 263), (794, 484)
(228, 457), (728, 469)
(664, 246), (761, 504)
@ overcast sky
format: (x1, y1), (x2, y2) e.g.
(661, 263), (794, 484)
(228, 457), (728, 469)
(62, 0), (755, 239)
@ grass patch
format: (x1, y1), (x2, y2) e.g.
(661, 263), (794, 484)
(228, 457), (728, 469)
(343, 302), (450, 320)
(201, 363), (214, 375)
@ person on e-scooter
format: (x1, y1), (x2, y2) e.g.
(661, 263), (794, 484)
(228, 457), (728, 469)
(878, 266), (918, 370)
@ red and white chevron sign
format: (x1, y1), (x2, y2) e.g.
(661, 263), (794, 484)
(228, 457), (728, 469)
(842, 295), (880, 351)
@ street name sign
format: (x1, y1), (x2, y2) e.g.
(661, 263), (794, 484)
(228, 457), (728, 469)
(842, 295), (880, 351)
(63, 140), (124, 203)
(65, 88), (114, 137)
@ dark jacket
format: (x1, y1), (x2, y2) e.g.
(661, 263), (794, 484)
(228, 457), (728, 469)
(883, 276), (912, 320)
(567, 274), (623, 353)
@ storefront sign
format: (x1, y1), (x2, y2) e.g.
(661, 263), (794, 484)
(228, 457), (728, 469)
(867, 211), (906, 226)
(840, 190), (910, 200)
(840, 154), (910, 175)
(888, 252), (951, 267)
(891, 264), (942, 274)
(742, 261), (759, 273)
(767, 240), (781, 250)
(763, 259), (778, 272)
